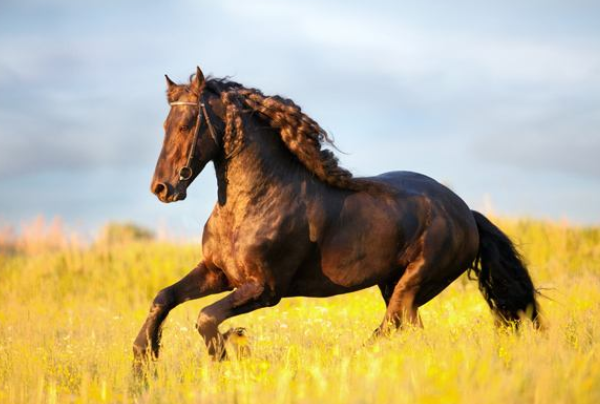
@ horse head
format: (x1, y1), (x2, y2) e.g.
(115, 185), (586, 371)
(151, 66), (221, 203)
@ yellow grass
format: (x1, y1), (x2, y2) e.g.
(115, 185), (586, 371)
(0, 217), (599, 403)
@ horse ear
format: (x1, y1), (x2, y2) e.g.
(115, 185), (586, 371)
(165, 74), (176, 89)
(192, 66), (206, 94)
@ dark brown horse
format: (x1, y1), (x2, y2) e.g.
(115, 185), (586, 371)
(133, 66), (540, 364)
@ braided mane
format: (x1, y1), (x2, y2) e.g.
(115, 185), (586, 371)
(203, 77), (374, 192)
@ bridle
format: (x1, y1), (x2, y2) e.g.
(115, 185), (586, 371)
(169, 97), (219, 182)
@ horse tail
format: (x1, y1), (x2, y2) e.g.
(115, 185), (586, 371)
(470, 210), (540, 328)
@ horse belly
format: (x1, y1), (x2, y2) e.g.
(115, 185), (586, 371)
(317, 196), (401, 289)
(287, 250), (391, 297)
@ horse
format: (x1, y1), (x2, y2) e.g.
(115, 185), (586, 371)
(133, 66), (540, 364)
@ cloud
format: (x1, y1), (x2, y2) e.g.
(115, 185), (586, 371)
(472, 105), (600, 179)
(1, 0), (600, 226)
(217, 0), (600, 87)
(0, 68), (163, 178)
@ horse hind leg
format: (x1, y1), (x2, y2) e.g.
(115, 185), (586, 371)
(370, 260), (425, 340)
(377, 281), (394, 306)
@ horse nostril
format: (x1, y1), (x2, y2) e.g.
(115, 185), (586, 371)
(153, 182), (167, 197)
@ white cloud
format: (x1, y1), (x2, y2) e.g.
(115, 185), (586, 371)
(1, 0), (600, 225)
(222, 0), (600, 88)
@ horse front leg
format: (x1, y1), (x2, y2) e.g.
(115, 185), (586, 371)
(195, 281), (281, 360)
(133, 261), (230, 366)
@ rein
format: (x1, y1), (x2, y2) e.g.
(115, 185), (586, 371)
(169, 99), (219, 182)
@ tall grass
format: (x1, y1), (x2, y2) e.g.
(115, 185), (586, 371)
(0, 217), (598, 403)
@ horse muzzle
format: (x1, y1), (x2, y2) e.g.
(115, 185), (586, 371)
(152, 181), (186, 203)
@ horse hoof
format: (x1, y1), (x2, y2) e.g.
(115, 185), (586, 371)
(223, 327), (251, 359)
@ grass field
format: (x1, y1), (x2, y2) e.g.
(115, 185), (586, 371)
(0, 217), (599, 403)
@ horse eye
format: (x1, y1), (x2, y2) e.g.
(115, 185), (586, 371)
(179, 124), (190, 132)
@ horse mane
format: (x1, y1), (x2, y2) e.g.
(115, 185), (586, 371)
(201, 77), (377, 192)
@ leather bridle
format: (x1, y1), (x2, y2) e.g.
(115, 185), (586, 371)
(169, 98), (219, 182)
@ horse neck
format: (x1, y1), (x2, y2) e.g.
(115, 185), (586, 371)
(214, 120), (317, 206)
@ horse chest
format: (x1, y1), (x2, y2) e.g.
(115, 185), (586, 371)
(208, 206), (307, 284)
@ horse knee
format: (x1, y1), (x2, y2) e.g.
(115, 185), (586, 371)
(196, 308), (219, 335)
(152, 287), (175, 308)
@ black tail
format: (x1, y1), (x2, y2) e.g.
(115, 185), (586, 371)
(470, 211), (540, 328)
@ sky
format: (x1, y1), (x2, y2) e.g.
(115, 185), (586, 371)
(0, 0), (599, 237)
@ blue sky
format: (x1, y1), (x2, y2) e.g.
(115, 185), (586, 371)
(1, 0), (599, 236)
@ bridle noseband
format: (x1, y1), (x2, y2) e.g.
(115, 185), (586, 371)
(169, 98), (219, 182)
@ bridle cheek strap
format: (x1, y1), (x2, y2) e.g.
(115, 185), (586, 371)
(169, 100), (219, 182)
(202, 102), (219, 148)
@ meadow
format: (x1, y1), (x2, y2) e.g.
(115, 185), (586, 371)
(0, 217), (599, 403)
